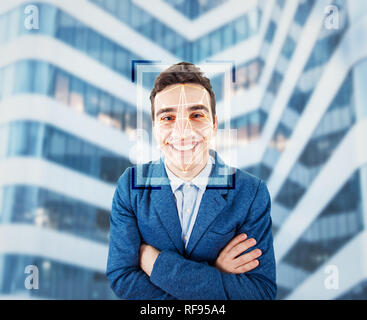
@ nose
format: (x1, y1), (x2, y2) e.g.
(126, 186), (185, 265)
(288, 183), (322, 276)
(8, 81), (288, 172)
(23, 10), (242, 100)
(171, 115), (192, 139)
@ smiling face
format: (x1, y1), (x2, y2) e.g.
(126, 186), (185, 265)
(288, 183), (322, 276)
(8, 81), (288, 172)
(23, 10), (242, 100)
(153, 83), (218, 177)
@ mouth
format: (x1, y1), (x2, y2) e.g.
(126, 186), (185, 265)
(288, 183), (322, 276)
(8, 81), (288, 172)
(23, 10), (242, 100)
(168, 141), (199, 152)
(171, 143), (198, 151)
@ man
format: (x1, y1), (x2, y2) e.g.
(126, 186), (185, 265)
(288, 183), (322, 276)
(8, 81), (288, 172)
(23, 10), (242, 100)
(106, 62), (277, 299)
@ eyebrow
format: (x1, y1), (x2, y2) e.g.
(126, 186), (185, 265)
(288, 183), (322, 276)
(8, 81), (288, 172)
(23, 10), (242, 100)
(189, 104), (210, 114)
(155, 104), (210, 118)
(156, 107), (176, 118)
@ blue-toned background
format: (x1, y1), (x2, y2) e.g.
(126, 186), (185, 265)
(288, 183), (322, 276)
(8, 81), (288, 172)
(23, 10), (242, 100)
(0, 0), (366, 299)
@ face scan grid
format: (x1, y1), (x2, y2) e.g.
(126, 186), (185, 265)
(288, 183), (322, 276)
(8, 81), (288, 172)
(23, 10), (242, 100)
(153, 83), (217, 173)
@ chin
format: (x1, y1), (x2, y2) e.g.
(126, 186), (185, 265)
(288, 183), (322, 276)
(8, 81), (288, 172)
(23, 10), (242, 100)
(165, 147), (208, 171)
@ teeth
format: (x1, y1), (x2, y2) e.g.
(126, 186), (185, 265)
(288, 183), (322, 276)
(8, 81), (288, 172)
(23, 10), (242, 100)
(172, 143), (196, 151)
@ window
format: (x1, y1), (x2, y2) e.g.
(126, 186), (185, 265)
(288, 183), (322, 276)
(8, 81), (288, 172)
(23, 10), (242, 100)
(222, 23), (234, 50)
(248, 9), (259, 34)
(115, 49), (128, 75)
(54, 70), (70, 105)
(7, 6), (21, 41)
(234, 16), (248, 42)
(200, 36), (211, 60)
(117, 0), (130, 21)
(104, 0), (116, 13)
(130, 5), (142, 29)
(101, 38), (115, 68)
(69, 76), (85, 113)
(87, 31), (101, 61)
(281, 36), (296, 59)
(98, 92), (113, 126)
(47, 128), (65, 164)
(163, 29), (176, 52)
(265, 20), (276, 43)
(14, 61), (33, 94)
(74, 21), (88, 52)
(34, 61), (51, 95)
(57, 12), (75, 45)
(210, 31), (222, 56)
(0, 12), (8, 44)
(267, 70), (282, 95)
(85, 85), (100, 116)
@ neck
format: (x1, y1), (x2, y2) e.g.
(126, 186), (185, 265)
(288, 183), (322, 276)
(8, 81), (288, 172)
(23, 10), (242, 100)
(165, 154), (209, 182)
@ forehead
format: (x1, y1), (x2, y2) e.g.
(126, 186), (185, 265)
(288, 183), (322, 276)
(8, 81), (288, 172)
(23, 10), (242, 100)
(155, 84), (210, 110)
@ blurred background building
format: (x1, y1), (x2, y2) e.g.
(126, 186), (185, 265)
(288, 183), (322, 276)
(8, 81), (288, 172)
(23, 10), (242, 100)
(0, 0), (366, 299)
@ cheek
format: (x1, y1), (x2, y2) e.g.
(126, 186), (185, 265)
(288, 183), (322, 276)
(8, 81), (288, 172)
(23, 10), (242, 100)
(198, 127), (213, 141)
(155, 127), (171, 142)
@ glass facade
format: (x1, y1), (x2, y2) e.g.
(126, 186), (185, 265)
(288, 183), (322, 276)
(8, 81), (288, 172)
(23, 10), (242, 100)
(0, 60), (151, 134)
(0, 121), (131, 184)
(0, 185), (110, 244)
(277, 168), (364, 299)
(164, 0), (229, 19)
(0, 254), (115, 299)
(0, 2), (263, 112)
(89, 0), (261, 62)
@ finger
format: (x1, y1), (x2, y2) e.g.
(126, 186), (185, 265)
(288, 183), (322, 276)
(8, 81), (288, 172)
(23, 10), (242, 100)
(229, 238), (257, 259)
(221, 233), (247, 255)
(234, 259), (260, 274)
(233, 248), (262, 268)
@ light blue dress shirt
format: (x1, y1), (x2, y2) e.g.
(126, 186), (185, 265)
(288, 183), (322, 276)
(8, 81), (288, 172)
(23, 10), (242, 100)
(164, 155), (214, 249)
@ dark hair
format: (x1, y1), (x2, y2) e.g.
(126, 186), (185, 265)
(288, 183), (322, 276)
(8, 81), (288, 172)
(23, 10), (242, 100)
(150, 62), (216, 124)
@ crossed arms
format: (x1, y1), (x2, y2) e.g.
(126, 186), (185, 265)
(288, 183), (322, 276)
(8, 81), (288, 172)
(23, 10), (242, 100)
(106, 169), (277, 300)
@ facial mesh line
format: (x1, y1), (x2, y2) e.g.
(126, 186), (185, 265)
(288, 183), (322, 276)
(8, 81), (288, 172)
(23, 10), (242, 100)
(155, 84), (215, 171)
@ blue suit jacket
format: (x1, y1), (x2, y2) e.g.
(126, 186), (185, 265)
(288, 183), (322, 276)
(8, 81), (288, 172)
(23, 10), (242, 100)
(106, 150), (277, 300)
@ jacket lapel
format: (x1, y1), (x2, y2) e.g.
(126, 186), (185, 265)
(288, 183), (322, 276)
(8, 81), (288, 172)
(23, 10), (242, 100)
(184, 188), (227, 256)
(148, 151), (234, 257)
(150, 158), (185, 255)
(185, 151), (234, 256)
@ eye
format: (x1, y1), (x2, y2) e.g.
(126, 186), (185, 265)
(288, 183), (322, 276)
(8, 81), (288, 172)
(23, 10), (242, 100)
(190, 113), (205, 119)
(161, 115), (176, 121)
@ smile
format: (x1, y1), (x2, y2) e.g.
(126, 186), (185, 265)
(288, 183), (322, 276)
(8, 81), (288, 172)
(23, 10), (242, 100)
(168, 141), (200, 152)
(170, 142), (199, 151)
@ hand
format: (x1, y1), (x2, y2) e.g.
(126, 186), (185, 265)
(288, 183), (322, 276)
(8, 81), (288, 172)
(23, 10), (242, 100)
(214, 233), (262, 274)
(139, 243), (160, 277)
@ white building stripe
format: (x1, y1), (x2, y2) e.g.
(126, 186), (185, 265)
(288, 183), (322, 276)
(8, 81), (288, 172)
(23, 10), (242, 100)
(218, 0), (299, 123)
(256, 0), (299, 105)
(132, 0), (258, 41)
(0, 0), (177, 63)
(0, 0), (280, 134)
(0, 157), (115, 211)
(268, 15), (367, 198)
(233, 0), (331, 168)
(0, 224), (108, 272)
(286, 230), (367, 299)
(0, 35), (150, 111)
(0, 95), (135, 160)
(274, 119), (367, 263)
(0, 34), (263, 123)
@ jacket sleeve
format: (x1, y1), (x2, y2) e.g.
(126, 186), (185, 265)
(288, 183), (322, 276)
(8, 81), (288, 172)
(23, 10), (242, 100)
(106, 167), (177, 300)
(149, 179), (277, 300)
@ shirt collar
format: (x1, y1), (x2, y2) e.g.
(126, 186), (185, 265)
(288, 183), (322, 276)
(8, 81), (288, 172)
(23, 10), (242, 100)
(164, 155), (214, 193)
